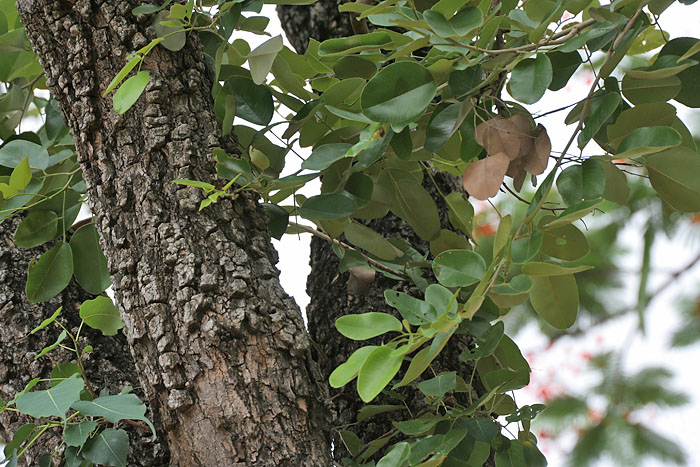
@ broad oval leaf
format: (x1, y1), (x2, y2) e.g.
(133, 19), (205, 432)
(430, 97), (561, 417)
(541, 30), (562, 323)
(70, 223), (111, 294)
(72, 394), (155, 438)
(646, 147), (700, 212)
(227, 76), (274, 126)
(511, 230), (543, 263)
(82, 428), (129, 467)
(336, 312), (403, 340)
(13, 210), (58, 248)
(357, 345), (404, 402)
(508, 54), (552, 104)
(540, 223), (590, 261)
(555, 159), (606, 206)
(344, 222), (402, 260)
(16, 374), (84, 419)
(79, 296), (125, 336)
(298, 192), (357, 220)
(616, 126), (681, 158)
(529, 274), (579, 329)
(113, 70), (149, 114)
(462, 153), (509, 200)
(26, 242), (73, 303)
(301, 143), (352, 170)
(329, 345), (378, 388)
(0, 139), (50, 170)
(361, 62), (437, 124)
(433, 249), (486, 287)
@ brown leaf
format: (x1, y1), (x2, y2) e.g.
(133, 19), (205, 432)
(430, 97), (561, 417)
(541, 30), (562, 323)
(347, 267), (376, 295)
(474, 117), (522, 160)
(462, 152), (510, 200)
(508, 113), (533, 158)
(522, 124), (551, 175)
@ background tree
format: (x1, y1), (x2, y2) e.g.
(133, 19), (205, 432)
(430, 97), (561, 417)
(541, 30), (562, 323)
(0, 0), (698, 466)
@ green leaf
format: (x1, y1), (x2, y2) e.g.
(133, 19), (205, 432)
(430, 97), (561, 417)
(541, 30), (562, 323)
(384, 290), (437, 325)
(658, 37), (700, 108)
(13, 210), (58, 248)
(377, 442), (411, 467)
(556, 159), (606, 206)
(30, 306), (62, 334)
(247, 35), (283, 85)
(260, 203), (288, 240)
(80, 296), (125, 336)
(26, 242), (73, 303)
(540, 223), (590, 261)
(357, 345), (404, 402)
(329, 345), (378, 388)
(345, 222), (402, 260)
(113, 70), (149, 114)
(621, 74), (681, 105)
(388, 177), (441, 241)
(154, 10), (186, 51)
(132, 0), (173, 15)
(227, 76), (274, 125)
(0, 139), (49, 170)
(103, 56), (141, 96)
(357, 404), (405, 422)
(418, 371), (456, 397)
(529, 274), (579, 329)
(50, 362), (82, 387)
(82, 428), (129, 467)
(70, 223), (111, 294)
(298, 192), (357, 220)
(577, 92), (621, 149)
(445, 192), (474, 237)
(645, 147), (700, 212)
(522, 261), (593, 276)
(508, 54), (552, 104)
(64, 420), (98, 447)
(301, 143), (352, 170)
(448, 65), (482, 99)
(172, 179), (215, 191)
(510, 230), (542, 263)
(548, 50), (582, 91)
(9, 156), (30, 191)
(35, 329), (67, 359)
(433, 249), (486, 287)
(493, 214), (512, 257)
(616, 126), (681, 158)
(319, 31), (392, 56)
(336, 312), (402, 340)
(424, 6), (482, 38)
(361, 62), (437, 124)
(15, 374), (84, 419)
(72, 394), (156, 438)
(3, 424), (35, 460)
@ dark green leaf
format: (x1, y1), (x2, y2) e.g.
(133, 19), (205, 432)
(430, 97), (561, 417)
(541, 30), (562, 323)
(646, 147), (700, 212)
(64, 420), (98, 447)
(361, 62), (437, 124)
(70, 223), (111, 294)
(508, 54), (552, 104)
(72, 394), (156, 438)
(26, 242), (73, 303)
(13, 210), (58, 248)
(298, 192), (357, 220)
(227, 76), (274, 125)
(82, 428), (129, 467)
(301, 143), (351, 170)
(261, 203), (288, 240)
(548, 50), (582, 91)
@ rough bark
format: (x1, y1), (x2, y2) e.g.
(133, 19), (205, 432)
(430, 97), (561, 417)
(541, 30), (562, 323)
(277, 0), (353, 54)
(0, 216), (169, 466)
(17, 1), (332, 465)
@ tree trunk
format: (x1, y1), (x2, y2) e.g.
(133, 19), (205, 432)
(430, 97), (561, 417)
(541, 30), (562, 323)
(17, 1), (332, 465)
(277, 6), (491, 462)
(0, 216), (169, 466)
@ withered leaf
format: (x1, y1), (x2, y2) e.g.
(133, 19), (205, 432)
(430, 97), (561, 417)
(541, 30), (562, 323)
(474, 117), (522, 160)
(522, 124), (551, 175)
(509, 113), (533, 158)
(462, 152), (510, 200)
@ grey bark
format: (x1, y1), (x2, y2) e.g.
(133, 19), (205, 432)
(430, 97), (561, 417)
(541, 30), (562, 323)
(17, 1), (332, 465)
(0, 215), (169, 466)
